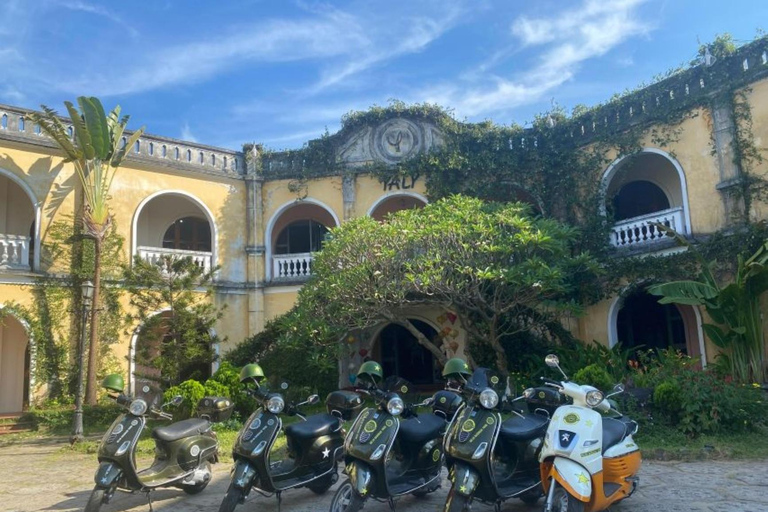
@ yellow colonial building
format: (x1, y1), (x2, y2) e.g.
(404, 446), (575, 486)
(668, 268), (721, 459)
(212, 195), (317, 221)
(2, 38), (768, 412)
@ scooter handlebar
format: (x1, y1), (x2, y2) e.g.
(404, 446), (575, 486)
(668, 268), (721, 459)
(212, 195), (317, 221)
(540, 377), (562, 387)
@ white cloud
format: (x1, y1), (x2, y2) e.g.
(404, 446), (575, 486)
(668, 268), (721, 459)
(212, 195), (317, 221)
(419, 0), (652, 118)
(180, 123), (197, 143)
(52, 0), (140, 38)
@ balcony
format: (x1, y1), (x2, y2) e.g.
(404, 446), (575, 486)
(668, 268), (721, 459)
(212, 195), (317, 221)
(611, 207), (685, 248)
(0, 234), (30, 270)
(137, 246), (213, 273)
(273, 252), (313, 281)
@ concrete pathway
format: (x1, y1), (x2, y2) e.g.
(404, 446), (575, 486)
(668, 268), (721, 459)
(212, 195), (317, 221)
(0, 443), (766, 512)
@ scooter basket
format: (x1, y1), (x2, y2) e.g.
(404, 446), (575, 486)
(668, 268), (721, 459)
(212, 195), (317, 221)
(197, 396), (233, 422)
(326, 390), (363, 420)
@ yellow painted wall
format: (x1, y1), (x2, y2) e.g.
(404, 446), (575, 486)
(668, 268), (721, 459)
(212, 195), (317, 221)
(740, 80), (768, 222)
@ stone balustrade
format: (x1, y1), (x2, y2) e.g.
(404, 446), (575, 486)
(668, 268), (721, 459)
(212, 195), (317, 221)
(137, 246), (213, 273)
(0, 234), (30, 269)
(273, 252), (314, 280)
(611, 207), (685, 248)
(0, 104), (245, 177)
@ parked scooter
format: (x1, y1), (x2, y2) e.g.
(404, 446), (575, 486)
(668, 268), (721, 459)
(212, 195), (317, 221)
(86, 374), (232, 512)
(442, 367), (563, 512)
(539, 354), (641, 512)
(219, 363), (363, 512)
(329, 361), (455, 512)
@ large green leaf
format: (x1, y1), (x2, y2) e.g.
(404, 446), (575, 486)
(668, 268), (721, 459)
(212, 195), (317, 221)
(79, 97), (110, 160)
(647, 280), (718, 305)
(64, 101), (95, 160)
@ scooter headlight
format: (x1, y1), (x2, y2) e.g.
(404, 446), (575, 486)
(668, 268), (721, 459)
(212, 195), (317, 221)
(479, 388), (499, 409)
(387, 396), (404, 416)
(586, 390), (604, 407)
(267, 395), (285, 414)
(128, 399), (148, 416)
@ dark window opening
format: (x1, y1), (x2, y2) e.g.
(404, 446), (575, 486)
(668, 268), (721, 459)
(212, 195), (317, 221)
(379, 320), (440, 387)
(617, 290), (687, 356)
(612, 181), (670, 221)
(162, 217), (211, 252)
(275, 220), (328, 254)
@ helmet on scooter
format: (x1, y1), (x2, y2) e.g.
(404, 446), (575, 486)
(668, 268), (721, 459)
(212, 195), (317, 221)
(239, 363), (266, 383)
(357, 360), (383, 385)
(442, 358), (471, 379)
(101, 374), (125, 393)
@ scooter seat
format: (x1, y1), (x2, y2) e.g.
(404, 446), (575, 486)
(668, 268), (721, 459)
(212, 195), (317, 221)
(602, 416), (636, 454)
(285, 413), (341, 440)
(398, 413), (445, 445)
(152, 418), (210, 442)
(499, 413), (548, 442)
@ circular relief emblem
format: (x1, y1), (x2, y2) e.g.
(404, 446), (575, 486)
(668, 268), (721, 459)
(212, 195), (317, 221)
(486, 416), (495, 425)
(112, 424), (124, 435)
(267, 419), (274, 426)
(461, 419), (476, 432)
(385, 419), (394, 427)
(490, 376), (499, 385)
(364, 420), (378, 433)
(564, 413), (580, 424)
(190, 445), (200, 457)
(130, 420), (139, 426)
(432, 449), (440, 462)
(400, 386), (408, 394)
(371, 119), (423, 163)
(538, 391), (546, 399)
(142, 385), (150, 393)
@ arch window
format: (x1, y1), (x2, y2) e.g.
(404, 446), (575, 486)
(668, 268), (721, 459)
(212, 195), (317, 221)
(612, 181), (670, 221)
(275, 220), (328, 255)
(162, 217), (211, 252)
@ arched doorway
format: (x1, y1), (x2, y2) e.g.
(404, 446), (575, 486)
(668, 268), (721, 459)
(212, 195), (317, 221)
(613, 288), (704, 363)
(0, 313), (31, 413)
(0, 170), (38, 271)
(374, 320), (440, 387)
(131, 311), (215, 393)
(369, 193), (427, 221)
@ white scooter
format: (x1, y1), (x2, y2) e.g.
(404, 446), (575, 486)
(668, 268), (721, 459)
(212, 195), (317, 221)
(538, 354), (641, 512)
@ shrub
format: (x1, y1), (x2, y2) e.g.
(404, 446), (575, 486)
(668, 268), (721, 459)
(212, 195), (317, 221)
(573, 363), (614, 392)
(164, 379), (205, 419)
(653, 380), (683, 421)
(207, 362), (256, 419)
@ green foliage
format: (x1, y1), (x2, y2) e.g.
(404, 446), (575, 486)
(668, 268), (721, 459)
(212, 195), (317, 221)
(206, 362), (256, 419)
(649, 235), (768, 383)
(123, 255), (225, 386)
(163, 379), (205, 420)
(573, 364), (614, 392)
(653, 381), (684, 421)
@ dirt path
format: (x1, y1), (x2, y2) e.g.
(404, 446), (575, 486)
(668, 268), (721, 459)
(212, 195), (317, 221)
(0, 442), (766, 512)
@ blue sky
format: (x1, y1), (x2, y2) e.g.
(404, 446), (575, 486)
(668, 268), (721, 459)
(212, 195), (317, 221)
(0, 0), (764, 150)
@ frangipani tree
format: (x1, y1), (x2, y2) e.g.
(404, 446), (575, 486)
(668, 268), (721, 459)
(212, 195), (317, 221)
(32, 97), (144, 404)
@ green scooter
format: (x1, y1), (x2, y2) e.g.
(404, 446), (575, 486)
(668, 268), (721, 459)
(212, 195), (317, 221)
(85, 374), (232, 512)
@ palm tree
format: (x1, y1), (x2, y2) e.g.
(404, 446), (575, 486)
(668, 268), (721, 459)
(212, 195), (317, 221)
(31, 97), (144, 404)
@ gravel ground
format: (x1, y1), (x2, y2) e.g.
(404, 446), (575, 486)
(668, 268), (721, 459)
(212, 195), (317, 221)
(0, 442), (767, 512)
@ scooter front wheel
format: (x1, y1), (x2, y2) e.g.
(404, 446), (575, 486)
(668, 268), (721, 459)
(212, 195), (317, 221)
(84, 486), (106, 512)
(444, 487), (471, 512)
(218, 485), (245, 512)
(329, 479), (365, 512)
(550, 483), (585, 512)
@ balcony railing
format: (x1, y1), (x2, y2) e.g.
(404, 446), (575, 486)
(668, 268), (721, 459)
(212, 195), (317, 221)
(137, 246), (213, 273)
(0, 234), (30, 270)
(611, 207), (685, 248)
(273, 252), (314, 281)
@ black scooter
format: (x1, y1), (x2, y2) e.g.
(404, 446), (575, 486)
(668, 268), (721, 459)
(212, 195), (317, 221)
(442, 368), (564, 512)
(329, 376), (460, 512)
(86, 379), (231, 512)
(220, 379), (362, 512)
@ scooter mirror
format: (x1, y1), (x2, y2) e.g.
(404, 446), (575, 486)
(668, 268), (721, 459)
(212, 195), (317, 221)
(171, 395), (184, 406)
(308, 394), (320, 405)
(422, 396), (435, 407)
(614, 383), (625, 393)
(545, 354), (560, 368)
(280, 381), (289, 390)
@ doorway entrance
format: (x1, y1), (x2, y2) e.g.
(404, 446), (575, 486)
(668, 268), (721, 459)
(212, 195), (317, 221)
(374, 320), (440, 387)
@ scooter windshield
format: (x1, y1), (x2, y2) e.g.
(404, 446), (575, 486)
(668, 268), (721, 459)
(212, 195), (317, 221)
(465, 368), (505, 394)
(381, 375), (412, 395)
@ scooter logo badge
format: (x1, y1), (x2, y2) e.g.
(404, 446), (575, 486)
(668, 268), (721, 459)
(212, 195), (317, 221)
(364, 420), (378, 433)
(564, 413), (580, 424)
(432, 449), (440, 462)
(190, 445), (200, 457)
(461, 419), (476, 432)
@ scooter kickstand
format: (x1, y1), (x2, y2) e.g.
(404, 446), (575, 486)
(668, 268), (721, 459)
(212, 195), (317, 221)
(494, 501), (502, 512)
(387, 496), (396, 511)
(145, 491), (154, 512)
(275, 491), (282, 512)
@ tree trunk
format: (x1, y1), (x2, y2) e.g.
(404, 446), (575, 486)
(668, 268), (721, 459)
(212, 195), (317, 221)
(396, 316), (447, 366)
(84, 236), (102, 405)
(488, 318), (508, 374)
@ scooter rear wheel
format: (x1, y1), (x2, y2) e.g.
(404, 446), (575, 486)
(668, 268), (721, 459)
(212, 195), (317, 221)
(306, 466), (338, 494)
(551, 484), (585, 512)
(329, 479), (365, 512)
(84, 486), (106, 512)
(218, 485), (245, 512)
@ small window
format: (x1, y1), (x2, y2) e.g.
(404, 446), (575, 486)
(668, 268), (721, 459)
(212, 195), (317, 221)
(134, 140), (140, 153)
(275, 220), (329, 254)
(121, 137), (127, 149)
(186, 149), (192, 162)
(149, 142), (154, 156)
(211, 154), (216, 166)
(1, 114), (7, 129)
(68, 126), (74, 138)
(198, 151), (204, 164)
(223, 156), (228, 169)
(18, 116), (25, 131)
(174, 147), (180, 160)
(162, 145), (167, 157)
(34, 124), (42, 135)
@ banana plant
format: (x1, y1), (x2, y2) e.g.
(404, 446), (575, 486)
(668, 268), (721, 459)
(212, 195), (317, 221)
(31, 97), (145, 404)
(648, 225), (768, 383)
